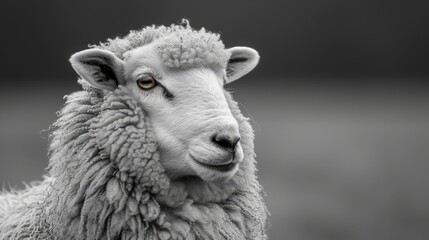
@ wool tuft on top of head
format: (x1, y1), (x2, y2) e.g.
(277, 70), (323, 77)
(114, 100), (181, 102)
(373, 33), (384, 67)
(97, 19), (230, 70)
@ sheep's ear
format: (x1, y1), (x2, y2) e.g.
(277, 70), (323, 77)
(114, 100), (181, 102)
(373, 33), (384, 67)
(70, 49), (124, 91)
(225, 47), (260, 83)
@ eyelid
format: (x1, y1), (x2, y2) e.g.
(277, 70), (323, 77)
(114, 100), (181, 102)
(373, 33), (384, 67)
(133, 69), (161, 81)
(136, 72), (155, 80)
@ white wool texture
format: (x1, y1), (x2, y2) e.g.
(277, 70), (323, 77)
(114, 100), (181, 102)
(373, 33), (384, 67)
(0, 23), (268, 239)
(96, 21), (230, 70)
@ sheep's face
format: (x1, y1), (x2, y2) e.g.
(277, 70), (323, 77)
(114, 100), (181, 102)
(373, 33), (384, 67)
(70, 42), (259, 182)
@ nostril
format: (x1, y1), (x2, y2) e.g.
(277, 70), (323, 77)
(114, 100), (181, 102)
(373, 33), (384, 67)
(211, 134), (240, 152)
(230, 137), (240, 149)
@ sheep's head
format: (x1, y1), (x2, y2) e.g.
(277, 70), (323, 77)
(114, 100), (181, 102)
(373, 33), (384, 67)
(69, 26), (259, 183)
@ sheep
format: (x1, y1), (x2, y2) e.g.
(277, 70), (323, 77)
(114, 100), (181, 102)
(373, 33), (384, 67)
(0, 20), (269, 239)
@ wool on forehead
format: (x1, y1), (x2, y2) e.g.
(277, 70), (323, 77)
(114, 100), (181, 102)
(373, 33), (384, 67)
(95, 21), (231, 69)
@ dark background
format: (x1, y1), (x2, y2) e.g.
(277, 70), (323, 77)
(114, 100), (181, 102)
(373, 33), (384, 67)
(1, 1), (428, 239)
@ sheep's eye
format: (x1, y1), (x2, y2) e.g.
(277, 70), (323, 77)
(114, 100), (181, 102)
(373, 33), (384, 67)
(136, 74), (157, 90)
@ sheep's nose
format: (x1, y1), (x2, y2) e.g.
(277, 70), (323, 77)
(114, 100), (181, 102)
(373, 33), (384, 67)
(211, 133), (240, 153)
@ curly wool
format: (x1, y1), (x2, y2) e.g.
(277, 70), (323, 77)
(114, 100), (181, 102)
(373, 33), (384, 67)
(0, 179), (53, 240)
(96, 20), (230, 70)
(0, 79), (268, 239)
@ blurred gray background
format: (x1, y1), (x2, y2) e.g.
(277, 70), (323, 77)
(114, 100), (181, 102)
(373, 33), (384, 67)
(1, 1), (428, 239)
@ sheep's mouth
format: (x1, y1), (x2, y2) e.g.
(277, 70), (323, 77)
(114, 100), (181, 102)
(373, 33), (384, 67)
(190, 155), (237, 172)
